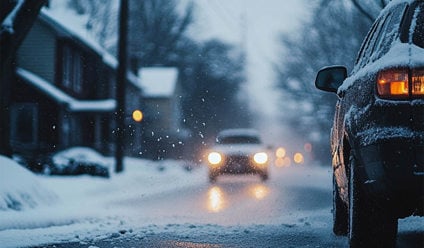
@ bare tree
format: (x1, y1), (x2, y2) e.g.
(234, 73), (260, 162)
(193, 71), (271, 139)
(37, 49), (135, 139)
(274, 0), (372, 162)
(351, 0), (388, 22)
(66, 0), (249, 155)
(67, 0), (118, 53)
(128, 0), (194, 69)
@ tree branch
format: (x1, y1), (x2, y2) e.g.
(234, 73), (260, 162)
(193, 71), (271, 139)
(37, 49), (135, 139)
(351, 0), (375, 23)
(0, 0), (47, 62)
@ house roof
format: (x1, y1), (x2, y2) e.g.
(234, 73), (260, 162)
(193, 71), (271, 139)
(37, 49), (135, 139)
(17, 68), (116, 112)
(39, 6), (140, 87)
(138, 67), (179, 98)
(39, 4), (109, 57)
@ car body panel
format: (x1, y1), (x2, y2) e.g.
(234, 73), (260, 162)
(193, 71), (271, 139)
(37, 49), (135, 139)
(317, 0), (424, 217)
(48, 146), (110, 177)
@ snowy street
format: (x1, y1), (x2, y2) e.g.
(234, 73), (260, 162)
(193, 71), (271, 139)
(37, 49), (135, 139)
(1, 157), (422, 247)
(2, 0), (424, 247)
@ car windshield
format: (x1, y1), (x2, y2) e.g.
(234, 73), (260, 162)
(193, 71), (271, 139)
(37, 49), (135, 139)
(218, 136), (261, 144)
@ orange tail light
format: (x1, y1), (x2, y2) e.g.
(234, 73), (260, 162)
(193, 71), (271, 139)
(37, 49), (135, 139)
(412, 69), (424, 97)
(377, 68), (424, 99)
(377, 69), (409, 99)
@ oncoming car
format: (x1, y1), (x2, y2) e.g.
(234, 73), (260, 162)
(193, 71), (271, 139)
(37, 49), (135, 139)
(206, 128), (270, 182)
(315, 1), (423, 247)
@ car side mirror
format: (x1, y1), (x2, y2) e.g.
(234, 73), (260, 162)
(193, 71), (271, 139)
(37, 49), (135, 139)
(315, 66), (347, 93)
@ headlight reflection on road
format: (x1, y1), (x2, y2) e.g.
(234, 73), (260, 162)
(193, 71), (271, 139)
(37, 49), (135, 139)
(249, 184), (270, 200)
(207, 186), (226, 213)
(275, 157), (291, 167)
(206, 184), (270, 213)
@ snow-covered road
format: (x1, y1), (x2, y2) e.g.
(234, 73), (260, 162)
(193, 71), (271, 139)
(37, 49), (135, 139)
(0, 157), (422, 247)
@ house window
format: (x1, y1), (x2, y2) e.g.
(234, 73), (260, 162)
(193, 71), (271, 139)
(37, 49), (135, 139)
(62, 44), (83, 94)
(61, 113), (71, 147)
(10, 103), (38, 145)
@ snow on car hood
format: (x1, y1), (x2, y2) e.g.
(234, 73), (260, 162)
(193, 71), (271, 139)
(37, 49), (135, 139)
(210, 144), (268, 156)
(52, 147), (110, 167)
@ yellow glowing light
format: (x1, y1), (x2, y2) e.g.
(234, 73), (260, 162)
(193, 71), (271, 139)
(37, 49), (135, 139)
(412, 73), (424, 96)
(293, 152), (304, 164)
(253, 152), (268, 164)
(275, 147), (286, 158)
(249, 184), (270, 200)
(275, 157), (291, 167)
(377, 69), (409, 98)
(208, 152), (222, 165)
(390, 81), (408, 95)
(132, 110), (143, 122)
(207, 186), (225, 212)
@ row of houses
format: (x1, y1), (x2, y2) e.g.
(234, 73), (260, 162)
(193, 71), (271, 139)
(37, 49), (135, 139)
(6, 5), (188, 170)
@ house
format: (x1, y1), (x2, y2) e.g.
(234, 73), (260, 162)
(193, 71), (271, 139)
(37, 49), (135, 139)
(136, 67), (189, 160)
(9, 7), (122, 170)
(6, 3), (187, 165)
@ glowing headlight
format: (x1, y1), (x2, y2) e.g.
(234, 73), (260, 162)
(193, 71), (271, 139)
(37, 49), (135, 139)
(208, 152), (222, 165)
(253, 152), (268, 164)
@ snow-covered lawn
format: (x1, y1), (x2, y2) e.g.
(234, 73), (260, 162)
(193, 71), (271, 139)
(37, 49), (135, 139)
(0, 155), (205, 247)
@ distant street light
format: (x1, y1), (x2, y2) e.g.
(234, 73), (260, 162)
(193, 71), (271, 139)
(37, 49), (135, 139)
(132, 110), (143, 122)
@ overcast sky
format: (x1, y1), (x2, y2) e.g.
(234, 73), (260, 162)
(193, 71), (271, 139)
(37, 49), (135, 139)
(188, 0), (311, 142)
(189, 0), (310, 113)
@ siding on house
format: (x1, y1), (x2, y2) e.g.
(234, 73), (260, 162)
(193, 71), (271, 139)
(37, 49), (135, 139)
(17, 20), (56, 84)
(11, 8), (121, 169)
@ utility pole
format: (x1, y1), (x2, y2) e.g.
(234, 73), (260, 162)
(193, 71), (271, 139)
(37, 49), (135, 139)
(115, 0), (128, 173)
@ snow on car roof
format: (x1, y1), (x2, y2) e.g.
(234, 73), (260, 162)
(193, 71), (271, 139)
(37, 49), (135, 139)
(339, 1), (424, 93)
(53, 147), (109, 165)
(217, 128), (261, 138)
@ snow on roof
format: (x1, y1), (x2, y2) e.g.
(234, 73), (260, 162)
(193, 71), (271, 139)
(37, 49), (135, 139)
(40, 8), (104, 56)
(40, 2), (118, 71)
(39, 2), (141, 87)
(17, 68), (116, 112)
(138, 67), (179, 97)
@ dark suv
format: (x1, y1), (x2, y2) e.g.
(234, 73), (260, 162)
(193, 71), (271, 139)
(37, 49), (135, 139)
(315, 1), (423, 247)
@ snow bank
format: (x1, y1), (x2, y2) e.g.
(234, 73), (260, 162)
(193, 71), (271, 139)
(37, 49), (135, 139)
(0, 156), (58, 211)
(0, 157), (204, 247)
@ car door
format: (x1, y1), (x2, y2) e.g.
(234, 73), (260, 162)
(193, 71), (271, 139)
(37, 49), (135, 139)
(333, 14), (390, 199)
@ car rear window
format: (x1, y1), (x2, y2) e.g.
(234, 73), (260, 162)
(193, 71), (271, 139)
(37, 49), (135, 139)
(412, 3), (424, 48)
